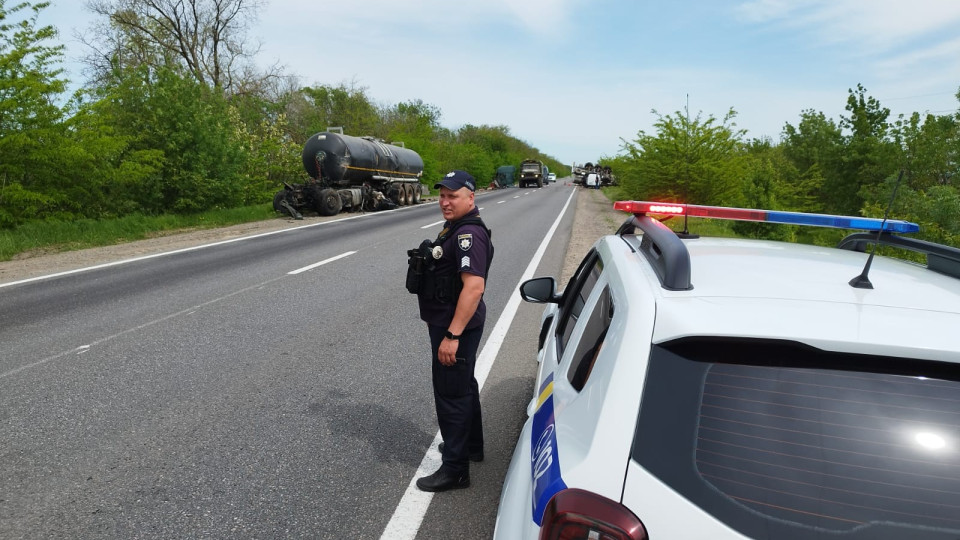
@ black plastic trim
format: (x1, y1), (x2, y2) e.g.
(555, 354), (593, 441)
(837, 232), (960, 280)
(617, 215), (692, 291)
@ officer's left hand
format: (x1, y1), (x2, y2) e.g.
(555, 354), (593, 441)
(437, 338), (459, 366)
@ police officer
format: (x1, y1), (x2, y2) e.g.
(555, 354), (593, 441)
(414, 170), (492, 492)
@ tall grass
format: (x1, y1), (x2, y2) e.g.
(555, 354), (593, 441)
(0, 204), (277, 261)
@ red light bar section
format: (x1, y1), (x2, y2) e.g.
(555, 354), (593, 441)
(614, 201), (769, 221)
(613, 201), (684, 214)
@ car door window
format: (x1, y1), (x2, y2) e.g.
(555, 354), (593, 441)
(568, 286), (613, 391)
(556, 252), (604, 358)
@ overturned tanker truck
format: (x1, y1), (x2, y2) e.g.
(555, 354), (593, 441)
(273, 131), (425, 218)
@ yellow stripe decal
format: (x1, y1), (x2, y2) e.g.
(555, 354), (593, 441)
(536, 381), (554, 409)
(344, 165), (420, 177)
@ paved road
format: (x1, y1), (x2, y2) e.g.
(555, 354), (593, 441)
(0, 186), (578, 539)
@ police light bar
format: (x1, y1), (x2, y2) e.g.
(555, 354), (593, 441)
(613, 201), (920, 233)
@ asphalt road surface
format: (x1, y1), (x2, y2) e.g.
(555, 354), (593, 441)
(0, 185), (581, 539)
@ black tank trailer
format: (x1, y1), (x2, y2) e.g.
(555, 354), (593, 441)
(273, 131), (426, 218)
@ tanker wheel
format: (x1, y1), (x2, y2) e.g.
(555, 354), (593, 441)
(411, 183), (422, 204)
(272, 190), (287, 212)
(404, 184), (415, 205)
(399, 185), (409, 206)
(390, 186), (403, 206)
(317, 188), (342, 216)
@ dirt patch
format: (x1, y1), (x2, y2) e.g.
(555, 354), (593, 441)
(560, 188), (627, 283)
(0, 189), (624, 286)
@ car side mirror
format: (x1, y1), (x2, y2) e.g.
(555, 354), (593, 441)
(520, 277), (560, 304)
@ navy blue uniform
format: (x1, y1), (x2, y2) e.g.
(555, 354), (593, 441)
(419, 207), (490, 475)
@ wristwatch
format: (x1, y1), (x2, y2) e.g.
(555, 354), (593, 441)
(444, 330), (461, 340)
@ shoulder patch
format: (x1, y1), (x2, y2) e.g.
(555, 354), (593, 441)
(457, 233), (473, 251)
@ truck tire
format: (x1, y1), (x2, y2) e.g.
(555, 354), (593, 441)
(537, 178), (543, 188)
(404, 184), (415, 205)
(411, 183), (422, 204)
(272, 190), (287, 212)
(317, 188), (342, 216)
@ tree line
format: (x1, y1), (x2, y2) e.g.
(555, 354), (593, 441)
(603, 84), (960, 248)
(0, 0), (567, 229)
(4, 0), (958, 250)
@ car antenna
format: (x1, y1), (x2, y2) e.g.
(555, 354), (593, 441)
(848, 169), (905, 289)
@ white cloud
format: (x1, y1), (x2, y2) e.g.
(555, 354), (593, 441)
(736, 0), (960, 51)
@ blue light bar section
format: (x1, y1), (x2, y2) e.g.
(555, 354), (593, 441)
(765, 211), (919, 233)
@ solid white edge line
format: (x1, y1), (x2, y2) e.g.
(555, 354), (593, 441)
(287, 251), (357, 275)
(379, 188), (577, 540)
(421, 220), (445, 229)
(0, 205), (424, 290)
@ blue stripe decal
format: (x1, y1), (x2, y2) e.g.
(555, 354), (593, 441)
(531, 372), (566, 525)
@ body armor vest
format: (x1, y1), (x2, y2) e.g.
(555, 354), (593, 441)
(406, 216), (493, 303)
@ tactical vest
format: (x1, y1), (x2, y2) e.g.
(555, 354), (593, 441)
(406, 216), (493, 304)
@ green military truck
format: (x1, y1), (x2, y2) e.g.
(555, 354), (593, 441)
(519, 159), (545, 188)
(495, 165), (516, 187)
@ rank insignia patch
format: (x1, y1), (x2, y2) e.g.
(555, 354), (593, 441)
(458, 233), (473, 251)
(461, 256), (470, 268)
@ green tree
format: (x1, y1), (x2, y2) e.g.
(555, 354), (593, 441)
(619, 108), (748, 206)
(85, 0), (280, 95)
(891, 111), (959, 191)
(288, 83), (381, 142)
(94, 65), (246, 213)
(835, 84), (897, 214)
(0, 0), (70, 226)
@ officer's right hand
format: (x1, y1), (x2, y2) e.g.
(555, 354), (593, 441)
(437, 338), (459, 366)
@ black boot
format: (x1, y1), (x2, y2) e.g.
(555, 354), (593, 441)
(416, 469), (470, 492)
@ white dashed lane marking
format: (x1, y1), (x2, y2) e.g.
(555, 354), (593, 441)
(287, 251), (357, 275)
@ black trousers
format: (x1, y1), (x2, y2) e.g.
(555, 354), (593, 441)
(428, 323), (484, 474)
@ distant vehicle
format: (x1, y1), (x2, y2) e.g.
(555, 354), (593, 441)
(572, 162), (592, 184)
(495, 200), (960, 540)
(573, 163), (616, 186)
(584, 172), (600, 188)
(600, 165), (617, 186)
(495, 165), (517, 187)
(519, 159), (545, 188)
(547, 173), (557, 183)
(273, 131), (424, 218)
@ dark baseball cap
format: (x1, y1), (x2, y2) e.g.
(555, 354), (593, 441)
(434, 170), (476, 192)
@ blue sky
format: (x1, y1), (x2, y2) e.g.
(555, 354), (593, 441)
(40, 0), (960, 166)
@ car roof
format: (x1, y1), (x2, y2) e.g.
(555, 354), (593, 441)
(600, 232), (960, 363)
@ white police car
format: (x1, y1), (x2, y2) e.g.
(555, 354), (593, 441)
(494, 201), (960, 540)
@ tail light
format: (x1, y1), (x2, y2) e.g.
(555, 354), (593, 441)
(539, 488), (648, 540)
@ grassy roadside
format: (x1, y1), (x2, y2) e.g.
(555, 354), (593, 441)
(0, 204), (277, 262)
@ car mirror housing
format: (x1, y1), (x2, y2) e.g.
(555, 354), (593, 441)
(520, 277), (560, 304)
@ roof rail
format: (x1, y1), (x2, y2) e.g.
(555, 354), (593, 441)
(837, 233), (960, 280)
(617, 215), (693, 291)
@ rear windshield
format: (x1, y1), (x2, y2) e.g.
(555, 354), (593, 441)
(634, 339), (960, 540)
